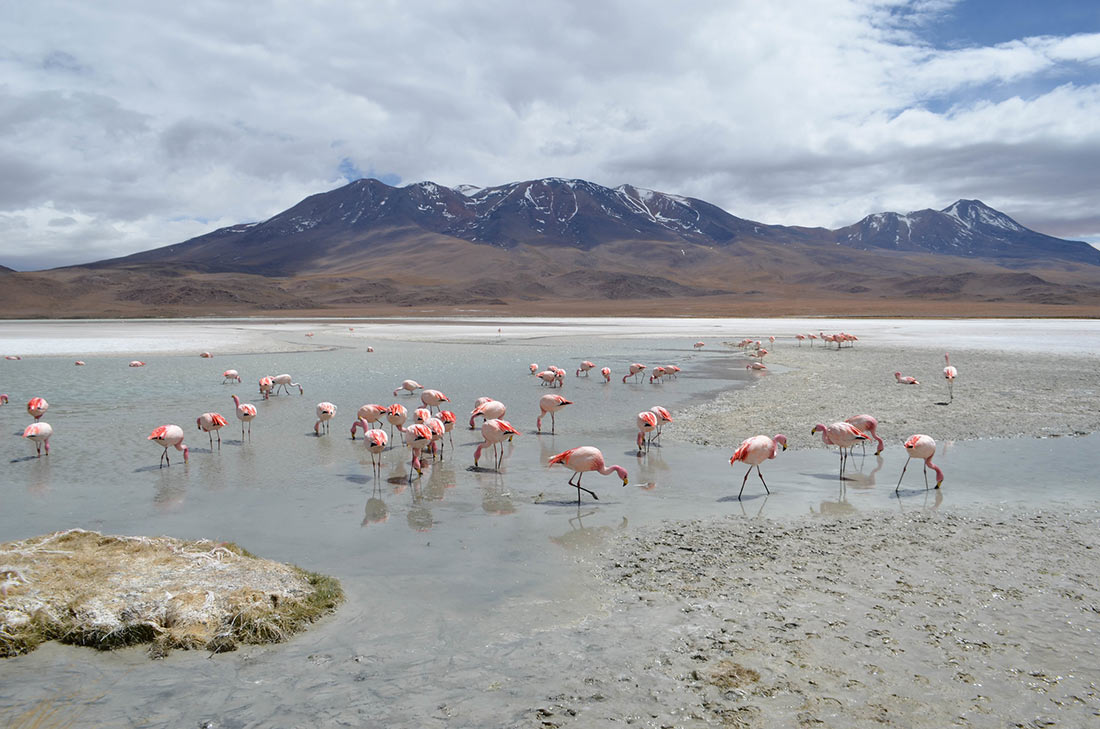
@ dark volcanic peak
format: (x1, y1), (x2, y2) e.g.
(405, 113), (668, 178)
(835, 199), (1100, 265)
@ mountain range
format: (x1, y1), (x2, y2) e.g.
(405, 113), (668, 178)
(3, 178), (1099, 317)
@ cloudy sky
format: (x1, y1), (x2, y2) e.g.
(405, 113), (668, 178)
(2, 0), (1099, 270)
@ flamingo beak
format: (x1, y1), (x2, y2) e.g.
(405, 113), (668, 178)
(622, 477), (628, 486)
(781, 443), (788, 451)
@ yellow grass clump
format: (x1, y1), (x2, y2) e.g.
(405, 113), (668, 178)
(1, 529), (343, 659)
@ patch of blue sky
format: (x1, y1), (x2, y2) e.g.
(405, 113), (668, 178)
(920, 0), (1099, 50)
(338, 157), (401, 186)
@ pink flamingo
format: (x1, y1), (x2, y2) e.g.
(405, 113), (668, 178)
(844, 414), (885, 455)
(129, 361), (145, 367)
(149, 424), (189, 467)
(393, 379), (422, 396)
(943, 353), (958, 401)
(896, 434), (944, 491)
(420, 389), (450, 413)
(74, 360), (85, 366)
(404, 423), (434, 478)
(663, 365), (681, 378)
(438, 410), (456, 448)
(537, 394), (573, 434)
(386, 403), (408, 437)
(469, 398), (507, 428)
(26, 397), (48, 421)
(0, 394), (8, 405)
(746, 362), (767, 370)
(576, 360), (595, 377)
(22, 422), (52, 457)
(894, 372), (919, 385)
(351, 404), (389, 438)
(362, 428), (388, 472)
(272, 374), (302, 395)
(426, 416), (446, 459)
(649, 366), (667, 383)
(200, 352), (213, 358)
(729, 434), (787, 498)
(600, 367), (611, 383)
(231, 394), (257, 440)
(547, 446), (628, 504)
(314, 402), (337, 435)
(258, 376), (274, 399)
(536, 370), (559, 387)
(649, 406), (673, 440)
(812, 422), (869, 477)
(636, 411), (658, 454)
(693, 341), (705, 349)
(474, 419), (521, 470)
(4, 355), (21, 361)
(529, 363), (539, 375)
(623, 363), (646, 383)
(197, 412), (229, 449)
(413, 407), (432, 424)
(222, 369), (241, 383)
(795, 334), (805, 346)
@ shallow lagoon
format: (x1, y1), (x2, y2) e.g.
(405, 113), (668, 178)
(1, 318), (1098, 727)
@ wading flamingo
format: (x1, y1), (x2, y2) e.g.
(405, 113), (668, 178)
(439, 410), (456, 448)
(222, 369), (241, 383)
(231, 394), (257, 440)
(426, 416), (446, 459)
(413, 407), (432, 424)
(200, 352), (213, 358)
(469, 398), (507, 428)
(314, 402), (337, 435)
(547, 446), (628, 504)
(636, 411), (658, 454)
(362, 428), (388, 472)
(420, 389), (450, 413)
(26, 397), (48, 421)
(576, 361), (595, 377)
(623, 363), (646, 383)
(149, 425), (188, 467)
(693, 341), (705, 349)
(197, 412), (229, 450)
(649, 406), (673, 440)
(537, 394), (573, 434)
(529, 363), (539, 375)
(351, 404), (389, 438)
(258, 376), (274, 400)
(404, 423), (434, 479)
(22, 422), (52, 457)
(663, 365), (681, 378)
(74, 360), (85, 366)
(894, 372), (919, 385)
(729, 434), (788, 499)
(386, 403), (408, 437)
(473, 419), (521, 470)
(812, 422), (869, 477)
(600, 367), (611, 383)
(0, 394), (8, 404)
(845, 414), (885, 455)
(896, 434), (944, 492)
(393, 379), (422, 396)
(272, 374), (303, 395)
(746, 362), (767, 370)
(649, 366), (667, 383)
(536, 370), (561, 387)
(129, 361), (145, 367)
(943, 353), (958, 401)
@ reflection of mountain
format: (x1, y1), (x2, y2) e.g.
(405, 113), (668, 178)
(5, 179), (1100, 317)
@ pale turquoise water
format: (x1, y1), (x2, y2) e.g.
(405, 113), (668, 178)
(1, 321), (1097, 727)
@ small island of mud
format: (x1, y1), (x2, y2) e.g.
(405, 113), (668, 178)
(1, 530), (343, 659)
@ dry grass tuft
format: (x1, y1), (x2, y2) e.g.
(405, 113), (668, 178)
(1, 529), (343, 658)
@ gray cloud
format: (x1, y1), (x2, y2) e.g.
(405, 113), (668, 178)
(0, 0), (1098, 269)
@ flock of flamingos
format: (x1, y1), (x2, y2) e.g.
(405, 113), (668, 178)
(4, 333), (958, 503)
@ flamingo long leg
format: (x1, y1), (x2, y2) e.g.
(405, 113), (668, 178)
(895, 459), (911, 492)
(755, 465), (770, 494)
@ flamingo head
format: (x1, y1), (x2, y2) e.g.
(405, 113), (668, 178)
(612, 465), (629, 486)
(810, 424), (825, 436)
(774, 434), (788, 451)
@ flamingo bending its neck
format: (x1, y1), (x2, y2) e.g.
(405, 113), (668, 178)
(314, 402), (337, 435)
(845, 414), (885, 455)
(730, 434), (787, 498)
(537, 394), (572, 434)
(894, 372), (919, 385)
(469, 398), (507, 428)
(394, 379), (422, 396)
(26, 397), (48, 421)
(547, 446), (628, 504)
(222, 369), (242, 383)
(812, 422), (869, 477)
(635, 411), (658, 454)
(149, 424), (188, 467)
(272, 374), (303, 395)
(473, 419), (521, 470)
(22, 422), (52, 457)
(896, 434), (944, 491)
(197, 412), (229, 450)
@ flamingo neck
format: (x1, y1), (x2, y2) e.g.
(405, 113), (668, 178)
(599, 464), (627, 480)
(231, 395), (241, 406)
(926, 458), (944, 483)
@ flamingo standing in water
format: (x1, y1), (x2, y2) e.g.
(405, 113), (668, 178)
(812, 422), (869, 477)
(222, 369), (241, 383)
(896, 434), (944, 491)
(272, 374), (303, 395)
(231, 394), (257, 440)
(149, 424), (188, 467)
(438, 410), (456, 448)
(258, 376), (274, 400)
(314, 402), (337, 435)
(623, 363), (646, 383)
(197, 412), (229, 450)
(547, 446), (628, 504)
(649, 406), (673, 441)
(426, 416), (446, 459)
(0, 394), (8, 405)
(393, 379), (422, 396)
(600, 367), (611, 383)
(74, 360), (85, 366)
(22, 422), (52, 457)
(473, 419), (521, 470)
(362, 428), (389, 473)
(351, 404), (389, 438)
(26, 397), (48, 421)
(894, 372), (919, 385)
(693, 341), (705, 349)
(746, 362), (767, 370)
(537, 394), (573, 434)
(943, 353), (958, 401)
(529, 363), (539, 375)
(729, 434), (787, 498)
(413, 407), (432, 424)
(386, 403), (408, 438)
(469, 398), (506, 428)
(404, 423), (434, 478)
(635, 411), (658, 454)
(420, 389), (450, 413)
(576, 361), (595, 377)
(129, 361), (145, 367)
(845, 414), (885, 455)
(535, 370), (561, 387)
